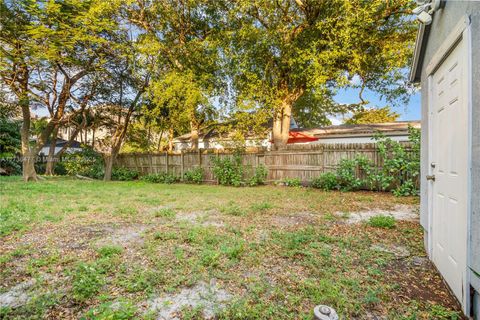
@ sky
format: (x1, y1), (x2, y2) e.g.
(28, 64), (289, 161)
(33, 82), (423, 124)
(331, 87), (421, 125)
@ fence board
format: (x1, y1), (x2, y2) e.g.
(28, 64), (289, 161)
(115, 142), (413, 185)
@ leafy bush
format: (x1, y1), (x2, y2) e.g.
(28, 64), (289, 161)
(311, 172), (338, 190)
(336, 158), (363, 191)
(140, 172), (178, 184)
(0, 158), (21, 175)
(364, 169), (392, 192)
(367, 215), (396, 229)
(53, 161), (67, 175)
(374, 126), (420, 196)
(248, 165), (268, 186)
(184, 167), (204, 184)
(63, 147), (104, 179)
(0, 118), (21, 175)
(212, 154), (244, 186)
(309, 127), (420, 195)
(352, 155), (391, 192)
(280, 177), (301, 187)
(392, 180), (417, 197)
(111, 167), (139, 181)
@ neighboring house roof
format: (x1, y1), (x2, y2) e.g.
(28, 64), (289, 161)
(42, 138), (82, 149)
(296, 121), (421, 139)
(287, 131), (319, 144)
(174, 121), (420, 145)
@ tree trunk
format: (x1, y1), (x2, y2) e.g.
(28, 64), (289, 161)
(22, 150), (37, 182)
(272, 112), (283, 150)
(92, 128), (95, 148)
(157, 130), (164, 151)
(168, 128), (174, 152)
(103, 142), (121, 181)
(190, 122), (199, 151)
(18, 69), (38, 181)
(147, 125), (151, 150)
(45, 126), (59, 175)
(103, 153), (114, 181)
(103, 75), (148, 181)
(279, 101), (292, 145)
(272, 101), (292, 150)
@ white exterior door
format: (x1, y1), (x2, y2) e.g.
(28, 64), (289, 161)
(430, 37), (468, 305)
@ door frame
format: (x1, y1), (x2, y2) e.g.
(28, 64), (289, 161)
(426, 15), (472, 314)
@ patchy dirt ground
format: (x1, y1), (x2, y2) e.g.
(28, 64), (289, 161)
(147, 279), (232, 319)
(336, 204), (419, 224)
(0, 177), (464, 319)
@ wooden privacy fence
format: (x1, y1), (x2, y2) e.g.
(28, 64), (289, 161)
(115, 142), (408, 184)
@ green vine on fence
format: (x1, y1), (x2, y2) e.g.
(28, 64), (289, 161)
(375, 126), (420, 196)
(211, 153), (267, 187)
(311, 126), (420, 196)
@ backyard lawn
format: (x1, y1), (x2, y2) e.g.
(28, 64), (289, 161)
(0, 177), (463, 319)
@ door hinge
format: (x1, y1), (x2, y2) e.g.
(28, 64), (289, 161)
(426, 175), (436, 181)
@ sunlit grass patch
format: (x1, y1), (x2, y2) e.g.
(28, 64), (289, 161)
(367, 215), (396, 229)
(250, 201), (274, 213)
(220, 201), (245, 216)
(154, 207), (176, 218)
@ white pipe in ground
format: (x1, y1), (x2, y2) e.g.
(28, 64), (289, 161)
(313, 305), (339, 320)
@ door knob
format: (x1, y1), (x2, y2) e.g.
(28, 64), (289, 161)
(426, 175), (436, 181)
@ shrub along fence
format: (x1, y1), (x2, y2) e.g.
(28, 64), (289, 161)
(115, 142), (417, 188)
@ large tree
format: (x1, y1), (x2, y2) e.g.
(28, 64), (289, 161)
(345, 106), (400, 125)
(94, 47), (152, 181)
(0, 0), (121, 180)
(227, 0), (416, 149)
(148, 70), (216, 151)
(128, 0), (223, 151)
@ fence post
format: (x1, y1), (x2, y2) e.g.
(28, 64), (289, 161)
(149, 154), (153, 175)
(322, 144), (326, 173)
(215, 149), (219, 184)
(165, 151), (168, 174)
(180, 150), (184, 181)
(198, 149), (202, 168)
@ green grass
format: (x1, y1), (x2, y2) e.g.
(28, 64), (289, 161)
(71, 262), (105, 302)
(250, 201), (274, 212)
(154, 207), (176, 218)
(97, 245), (123, 258)
(220, 201), (245, 216)
(367, 215), (396, 229)
(83, 300), (137, 319)
(0, 176), (461, 319)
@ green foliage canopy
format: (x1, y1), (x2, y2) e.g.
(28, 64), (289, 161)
(225, 0), (416, 146)
(345, 106), (400, 124)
